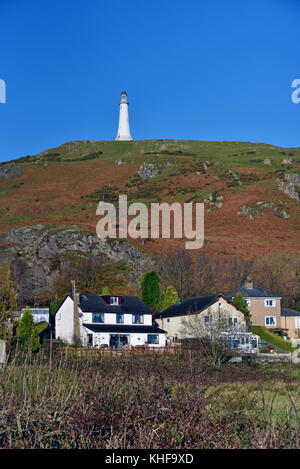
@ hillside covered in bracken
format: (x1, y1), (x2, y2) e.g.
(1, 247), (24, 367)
(0, 139), (299, 259)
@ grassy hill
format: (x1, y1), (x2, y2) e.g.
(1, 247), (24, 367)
(1, 139), (300, 259)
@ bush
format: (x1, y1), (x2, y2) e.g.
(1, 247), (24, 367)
(249, 325), (296, 352)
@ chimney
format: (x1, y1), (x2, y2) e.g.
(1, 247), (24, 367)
(71, 280), (81, 346)
(245, 275), (253, 289)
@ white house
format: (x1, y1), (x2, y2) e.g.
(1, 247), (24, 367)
(21, 307), (50, 324)
(55, 293), (166, 348)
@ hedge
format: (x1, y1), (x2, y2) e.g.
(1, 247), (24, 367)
(249, 325), (296, 352)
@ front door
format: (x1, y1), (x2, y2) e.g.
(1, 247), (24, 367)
(87, 334), (93, 346)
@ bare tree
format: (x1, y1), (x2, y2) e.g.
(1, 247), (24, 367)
(179, 307), (245, 366)
(194, 255), (254, 296)
(253, 252), (300, 307)
(159, 249), (193, 300)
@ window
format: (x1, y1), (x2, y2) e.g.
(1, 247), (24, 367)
(110, 297), (119, 305)
(204, 315), (213, 324)
(265, 299), (276, 307)
(133, 314), (144, 324)
(147, 334), (159, 344)
(92, 313), (104, 323)
(295, 317), (300, 329)
(245, 299), (251, 307)
(265, 316), (276, 326)
(228, 317), (238, 328)
(116, 313), (124, 324)
(167, 318), (170, 323)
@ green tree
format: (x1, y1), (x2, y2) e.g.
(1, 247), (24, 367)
(17, 306), (40, 352)
(141, 271), (160, 310)
(232, 292), (251, 324)
(0, 263), (17, 340)
(101, 287), (110, 295)
(50, 299), (61, 317)
(161, 285), (179, 312)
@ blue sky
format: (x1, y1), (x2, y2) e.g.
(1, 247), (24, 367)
(0, 0), (299, 161)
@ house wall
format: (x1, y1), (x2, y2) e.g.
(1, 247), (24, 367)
(247, 298), (281, 328)
(55, 296), (75, 344)
(157, 297), (245, 339)
(81, 330), (166, 347)
(280, 316), (300, 339)
(82, 312), (152, 325)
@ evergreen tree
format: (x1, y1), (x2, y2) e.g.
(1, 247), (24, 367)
(50, 299), (61, 317)
(17, 306), (40, 352)
(101, 287), (110, 295)
(0, 263), (17, 340)
(232, 292), (251, 323)
(141, 271), (160, 310)
(161, 285), (179, 312)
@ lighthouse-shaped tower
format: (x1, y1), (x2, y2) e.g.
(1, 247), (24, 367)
(116, 91), (133, 141)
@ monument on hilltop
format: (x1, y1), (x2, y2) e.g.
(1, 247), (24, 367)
(116, 91), (133, 141)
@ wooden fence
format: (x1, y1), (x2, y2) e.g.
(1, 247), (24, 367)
(56, 345), (201, 358)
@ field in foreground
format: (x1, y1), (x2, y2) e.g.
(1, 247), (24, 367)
(1, 349), (300, 449)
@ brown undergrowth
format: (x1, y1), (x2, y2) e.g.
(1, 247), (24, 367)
(0, 347), (299, 449)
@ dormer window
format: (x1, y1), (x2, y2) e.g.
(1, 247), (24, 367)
(110, 296), (119, 305)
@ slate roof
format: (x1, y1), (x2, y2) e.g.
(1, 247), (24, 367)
(227, 284), (280, 299)
(157, 295), (221, 319)
(77, 294), (153, 314)
(83, 324), (166, 334)
(281, 307), (300, 317)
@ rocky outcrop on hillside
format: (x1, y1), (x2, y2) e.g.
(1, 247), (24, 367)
(5, 224), (152, 270)
(225, 170), (242, 186)
(238, 201), (289, 220)
(204, 193), (223, 211)
(1, 224), (153, 302)
(138, 163), (160, 180)
(0, 163), (21, 181)
(278, 173), (300, 203)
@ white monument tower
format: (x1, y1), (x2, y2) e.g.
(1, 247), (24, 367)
(116, 91), (133, 141)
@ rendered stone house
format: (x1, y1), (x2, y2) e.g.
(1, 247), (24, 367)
(227, 277), (283, 332)
(227, 276), (300, 340)
(155, 294), (252, 348)
(55, 293), (166, 348)
(281, 308), (300, 339)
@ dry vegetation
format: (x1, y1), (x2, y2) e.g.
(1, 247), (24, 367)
(1, 139), (300, 259)
(1, 347), (300, 449)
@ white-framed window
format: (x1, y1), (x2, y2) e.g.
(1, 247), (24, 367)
(110, 296), (119, 305)
(295, 317), (300, 329)
(265, 316), (276, 326)
(133, 314), (144, 324)
(147, 334), (159, 344)
(265, 299), (276, 307)
(228, 317), (238, 328)
(92, 313), (104, 323)
(116, 313), (124, 323)
(245, 299), (251, 307)
(204, 315), (214, 324)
